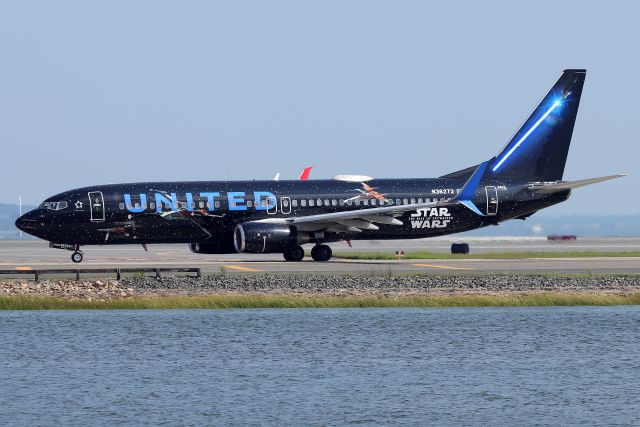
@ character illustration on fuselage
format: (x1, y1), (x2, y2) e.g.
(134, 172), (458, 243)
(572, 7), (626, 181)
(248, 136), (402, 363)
(16, 70), (625, 263)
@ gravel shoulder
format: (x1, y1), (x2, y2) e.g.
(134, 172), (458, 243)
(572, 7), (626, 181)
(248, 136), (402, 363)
(2, 274), (640, 301)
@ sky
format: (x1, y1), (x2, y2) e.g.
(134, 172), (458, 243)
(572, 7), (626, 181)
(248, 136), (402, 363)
(0, 1), (638, 214)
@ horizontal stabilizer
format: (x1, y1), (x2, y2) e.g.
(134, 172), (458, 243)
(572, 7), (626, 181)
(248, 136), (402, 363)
(527, 174), (627, 194)
(333, 175), (374, 182)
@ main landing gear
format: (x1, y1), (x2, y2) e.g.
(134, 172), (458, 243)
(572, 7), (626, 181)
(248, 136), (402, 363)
(283, 245), (305, 262)
(310, 244), (332, 262)
(282, 244), (333, 262)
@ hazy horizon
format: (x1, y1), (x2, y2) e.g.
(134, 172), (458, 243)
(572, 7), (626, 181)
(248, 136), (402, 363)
(1, 1), (638, 214)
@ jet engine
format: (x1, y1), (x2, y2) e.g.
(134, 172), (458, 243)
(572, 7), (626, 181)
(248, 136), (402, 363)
(188, 239), (236, 254)
(234, 222), (301, 253)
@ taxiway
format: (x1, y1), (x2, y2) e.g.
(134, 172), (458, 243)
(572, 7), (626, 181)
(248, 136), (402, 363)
(0, 238), (639, 275)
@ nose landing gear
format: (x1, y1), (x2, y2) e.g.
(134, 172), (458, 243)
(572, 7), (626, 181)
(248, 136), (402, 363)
(71, 243), (84, 263)
(49, 242), (85, 263)
(71, 251), (84, 263)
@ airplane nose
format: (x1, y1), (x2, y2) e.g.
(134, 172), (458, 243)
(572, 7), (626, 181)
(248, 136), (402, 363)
(15, 212), (39, 233)
(15, 215), (27, 231)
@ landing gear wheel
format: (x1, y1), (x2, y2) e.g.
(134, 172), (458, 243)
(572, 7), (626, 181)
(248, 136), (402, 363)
(71, 252), (83, 263)
(310, 244), (332, 262)
(283, 245), (305, 262)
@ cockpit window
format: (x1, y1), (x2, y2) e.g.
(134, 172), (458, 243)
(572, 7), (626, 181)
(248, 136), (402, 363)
(40, 201), (68, 211)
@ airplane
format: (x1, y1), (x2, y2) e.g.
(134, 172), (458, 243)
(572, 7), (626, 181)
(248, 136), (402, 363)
(16, 69), (625, 263)
(274, 166), (313, 181)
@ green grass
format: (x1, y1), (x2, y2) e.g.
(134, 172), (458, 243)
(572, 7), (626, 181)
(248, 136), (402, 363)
(333, 251), (640, 260)
(2, 292), (640, 310)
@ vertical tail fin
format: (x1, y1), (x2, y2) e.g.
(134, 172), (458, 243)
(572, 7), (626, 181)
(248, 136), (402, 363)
(488, 69), (586, 182)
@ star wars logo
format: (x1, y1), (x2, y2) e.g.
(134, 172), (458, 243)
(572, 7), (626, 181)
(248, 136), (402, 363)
(410, 207), (452, 229)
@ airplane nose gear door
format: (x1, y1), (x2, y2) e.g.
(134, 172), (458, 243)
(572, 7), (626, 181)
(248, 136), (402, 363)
(485, 186), (498, 216)
(88, 191), (106, 222)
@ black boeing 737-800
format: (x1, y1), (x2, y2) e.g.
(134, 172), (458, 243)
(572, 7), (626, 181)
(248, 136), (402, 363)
(16, 69), (625, 263)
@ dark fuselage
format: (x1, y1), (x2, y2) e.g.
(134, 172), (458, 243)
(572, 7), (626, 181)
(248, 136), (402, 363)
(16, 178), (569, 247)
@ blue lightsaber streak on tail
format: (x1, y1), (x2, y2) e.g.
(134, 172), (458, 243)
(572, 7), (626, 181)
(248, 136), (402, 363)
(492, 99), (562, 172)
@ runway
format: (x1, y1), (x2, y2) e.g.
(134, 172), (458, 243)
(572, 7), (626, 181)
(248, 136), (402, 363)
(1, 238), (639, 275)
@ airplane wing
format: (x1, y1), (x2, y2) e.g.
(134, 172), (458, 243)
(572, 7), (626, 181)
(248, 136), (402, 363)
(267, 165), (475, 232)
(527, 174), (626, 194)
(256, 199), (455, 233)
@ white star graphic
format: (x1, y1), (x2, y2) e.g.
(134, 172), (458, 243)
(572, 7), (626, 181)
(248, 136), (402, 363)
(75, 201), (83, 209)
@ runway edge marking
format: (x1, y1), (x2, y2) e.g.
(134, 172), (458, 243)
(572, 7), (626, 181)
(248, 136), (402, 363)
(224, 265), (264, 272)
(412, 263), (472, 271)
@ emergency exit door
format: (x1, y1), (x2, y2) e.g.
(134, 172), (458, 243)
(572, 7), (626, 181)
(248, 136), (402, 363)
(485, 186), (498, 216)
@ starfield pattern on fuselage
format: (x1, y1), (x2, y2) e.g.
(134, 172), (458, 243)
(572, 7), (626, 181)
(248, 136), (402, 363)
(15, 69), (625, 263)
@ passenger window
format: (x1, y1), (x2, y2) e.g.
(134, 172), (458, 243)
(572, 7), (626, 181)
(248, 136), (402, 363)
(355, 200), (361, 206)
(309, 199), (315, 207)
(119, 203), (124, 210)
(190, 202), (196, 208)
(331, 199), (337, 206)
(347, 200), (352, 206)
(317, 199), (322, 206)
(362, 199), (369, 206)
(283, 199), (289, 207)
(301, 199), (307, 207)
(395, 198), (401, 205)
(418, 198), (423, 204)
(323, 200), (329, 206)
(339, 200), (345, 206)
(403, 198), (409, 205)
(247, 200), (253, 207)
(215, 201), (221, 208)
(411, 198), (416, 204)
(292, 199), (298, 207)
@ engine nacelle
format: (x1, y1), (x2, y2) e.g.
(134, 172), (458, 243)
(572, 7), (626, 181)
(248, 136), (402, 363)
(188, 239), (236, 254)
(234, 222), (299, 253)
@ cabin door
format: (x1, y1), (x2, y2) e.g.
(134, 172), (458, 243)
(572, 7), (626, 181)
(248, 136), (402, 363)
(88, 191), (106, 222)
(485, 186), (498, 216)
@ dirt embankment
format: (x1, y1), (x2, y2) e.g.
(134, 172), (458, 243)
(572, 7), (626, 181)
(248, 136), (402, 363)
(2, 275), (640, 301)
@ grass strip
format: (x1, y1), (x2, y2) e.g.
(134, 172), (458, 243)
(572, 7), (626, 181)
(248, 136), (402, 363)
(2, 293), (640, 310)
(333, 251), (640, 260)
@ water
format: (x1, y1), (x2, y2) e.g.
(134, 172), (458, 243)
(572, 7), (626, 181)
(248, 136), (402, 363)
(1, 307), (640, 426)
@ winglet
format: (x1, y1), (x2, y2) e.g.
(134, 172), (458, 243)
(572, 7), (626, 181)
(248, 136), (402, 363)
(298, 167), (313, 180)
